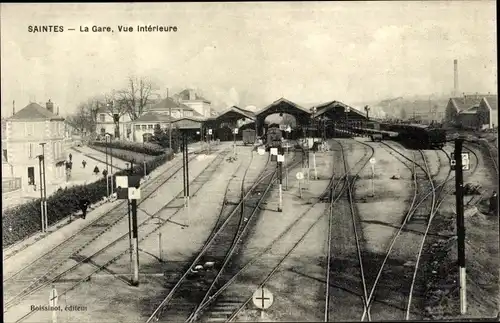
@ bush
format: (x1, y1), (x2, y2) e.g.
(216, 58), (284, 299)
(2, 149), (174, 248)
(91, 140), (165, 156)
(88, 144), (170, 164)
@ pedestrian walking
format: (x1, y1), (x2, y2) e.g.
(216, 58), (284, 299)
(69, 153), (73, 162)
(79, 197), (90, 219)
(82, 160), (87, 168)
(489, 191), (498, 214)
(102, 169), (108, 178)
(93, 165), (100, 175)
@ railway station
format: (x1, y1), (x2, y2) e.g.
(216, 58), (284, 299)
(3, 3), (498, 323)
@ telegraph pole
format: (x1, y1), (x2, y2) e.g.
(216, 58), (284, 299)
(127, 162), (133, 266)
(131, 198), (139, 286)
(38, 154), (45, 232)
(278, 153), (283, 212)
(105, 139), (109, 197)
(454, 137), (467, 314)
(167, 88), (172, 150)
(40, 143), (48, 230)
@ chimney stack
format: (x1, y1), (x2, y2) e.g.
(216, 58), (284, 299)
(12, 100), (15, 116)
(46, 99), (54, 113)
(454, 59), (459, 96)
(57, 106), (59, 115)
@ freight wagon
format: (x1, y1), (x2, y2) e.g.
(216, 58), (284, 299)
(242, 129), (256, 145)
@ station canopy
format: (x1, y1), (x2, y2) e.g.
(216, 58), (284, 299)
(312, 100), (367, 120)
(170, 116), (205, 129)
(214, 106), (256, 122)
(255, 98), (311, 121)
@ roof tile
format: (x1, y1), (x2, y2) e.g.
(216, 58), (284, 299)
(8, 102), (64, 121)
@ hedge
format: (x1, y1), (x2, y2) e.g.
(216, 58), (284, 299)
(88, 144), (168, 164)
(2, 150), (174, 248)
(91, 140), (165, 156)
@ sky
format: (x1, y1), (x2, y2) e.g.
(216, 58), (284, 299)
(1, 1), (496, 117)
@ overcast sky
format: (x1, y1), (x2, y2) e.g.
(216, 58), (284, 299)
(1, 1), (496, 117)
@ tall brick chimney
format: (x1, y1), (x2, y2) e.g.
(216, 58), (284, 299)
(46, 99), (54, 113)
(12, 100), (15, 116)
(454, 59), (459, 96)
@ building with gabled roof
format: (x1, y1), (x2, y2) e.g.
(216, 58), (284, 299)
(173, 89), (212, 118)
(3, 100), (70, 192)
(444, 94), (497, 129)
(477, 95), (498, 129)
(133, 111), (174, 143)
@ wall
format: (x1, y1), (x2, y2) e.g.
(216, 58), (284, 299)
(181, 101), (211, 117)
(477, 103), (498, 129)
(95, 113), (132, 140)
(458, 113), (479, 129)
(4, 119), (67, 190)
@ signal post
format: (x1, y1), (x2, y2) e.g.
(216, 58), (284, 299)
(451, 137), (469, 315)
(116, 175), (142, 286)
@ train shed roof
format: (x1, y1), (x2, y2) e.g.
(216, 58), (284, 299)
(215, 106), (256, 121)
(312, 100), (366, 119)
(255, 98), (311, 118)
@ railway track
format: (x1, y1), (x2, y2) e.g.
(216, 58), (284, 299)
(355, 142), (462, 320)
(2, 146), (209, 259)
(325, 139), (375, 321)
(188, 140), (369, 322)
(146, 144), (304, 322)
(5, 149), (232, 323)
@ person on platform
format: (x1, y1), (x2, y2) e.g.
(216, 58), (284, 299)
(82, 160), (87, 168)
(93, 165), (100, 175)
(79, 197), (90, 219)
(102, 169), (108, 178)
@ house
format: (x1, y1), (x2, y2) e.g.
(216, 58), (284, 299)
(444, 94), (486, 126)
(132, 111), (174, 143)
(3, 100), (69, 191)
(457, 106), (480, 129)
(95, 105), (133, 140)
(147, 97), (203, 119)
(174, 89), (212, 118)
(132, 97), (206, 142)
(477, 96), (498, 129)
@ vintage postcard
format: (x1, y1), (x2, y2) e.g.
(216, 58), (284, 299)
(1, 2), (498, 322)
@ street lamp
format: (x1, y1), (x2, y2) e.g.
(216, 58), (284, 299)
(105, 132), (113, 197)
(142, 139), (147, 178)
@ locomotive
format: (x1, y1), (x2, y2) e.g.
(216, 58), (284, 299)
(265, 127), (283, 151)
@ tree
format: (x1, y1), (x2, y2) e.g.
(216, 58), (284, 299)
(66, 96), (102, 137)
(115, 76), (159, 141)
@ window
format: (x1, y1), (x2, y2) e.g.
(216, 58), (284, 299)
(185, 111), (193, 117)
(28, 143), (33, 158)
(148, 124), (153, 129)
(141, 125), (147, 130)
(100, 114), (106, 122)
(135, 125), (141, 130)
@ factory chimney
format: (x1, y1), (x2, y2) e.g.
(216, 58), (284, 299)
(12, 100), (15, 116)
(454, 59), (459, 96)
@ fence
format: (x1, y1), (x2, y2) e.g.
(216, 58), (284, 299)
(2, 177), (22, 193)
